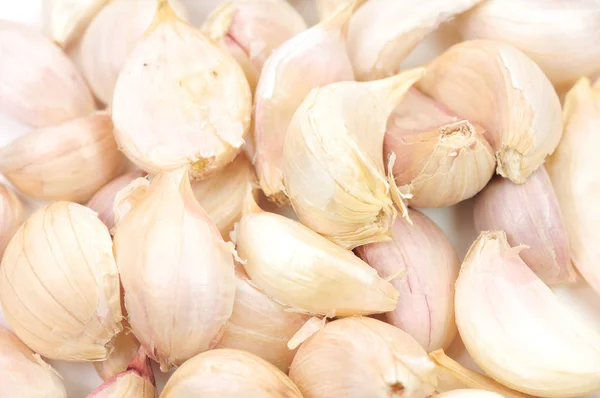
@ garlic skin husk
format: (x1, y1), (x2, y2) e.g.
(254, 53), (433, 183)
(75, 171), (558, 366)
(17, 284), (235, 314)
(289, 317), (437, 398)
(284, 68), (424, 249)
(112, 169), (236, 371)
(0, 326), (67, 398)
(417, 40), (562, 184)
(0, 184), (23, 257)
(436, 390), (504, 398)
(385, 89), (494, 208)
(356, 209), (459, 352)
(0, 202), (123, 361)
(94, 331), (141, 381)
(473, 167), (575, 285)
(160, 348), (303, 397)
(253, 3), (354, 204)
(0, 20), (95, 128)
(45, 0), (108, 48)
(455, 231), (600, 397)
(316, 0), (367, 20)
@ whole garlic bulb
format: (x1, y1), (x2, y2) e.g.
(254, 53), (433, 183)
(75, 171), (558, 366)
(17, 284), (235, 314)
(0, 202), (123, 361)
(45, 0), (108, 48)
(0, 184), (23, 257)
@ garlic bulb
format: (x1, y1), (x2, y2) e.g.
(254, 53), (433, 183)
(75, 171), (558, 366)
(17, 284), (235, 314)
(0, 326), (67, 397)
(436, 390), (504, 398)
(0, 20), (94, 127)
(253, 3), (354, 204)
(356, 209), (459, 352)
(112, 169), (236, 371)
(455, 231), (600, 397)
(385, 89), (494, 208)
(417, 40), (562, 184)
(347, 0), (482, 81)
(316, 0), (366, 20)
(94, 331), (141, 381)
(0, 111), (126, 202)
(289, 317), (437, 398)
(46, 0), (108, 48)
(202, 0), (307, 91)
(112, 1), (251, 178)
(0, 202), (122, 361)
(284, 68), (424, 248)
(0, 184), (23, 257)
(473, 168), (575, 285)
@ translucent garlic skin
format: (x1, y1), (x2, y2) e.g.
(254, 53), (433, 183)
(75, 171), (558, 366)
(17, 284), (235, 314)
(94, 331), (141, 381)
(0, 184), (23, 257)
(45, 0), (108, 48)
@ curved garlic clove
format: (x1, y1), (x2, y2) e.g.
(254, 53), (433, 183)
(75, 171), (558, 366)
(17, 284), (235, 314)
(161, 348), (303, 397)
(417, 40), (562, 184)
(473, 168), (575, 285)
(283, 68), (424, 248)
(436, 390), (504, 398)
(316, 0), (367, 20)
(94, 331), (141, 381)
(46, 0), (108, 48)
(0, 202), (123, 361)
(0, 184), (23, 257)
(455, 231), (600, 396)
(253, 3), (354, 204)
(356, 209), (459, 352)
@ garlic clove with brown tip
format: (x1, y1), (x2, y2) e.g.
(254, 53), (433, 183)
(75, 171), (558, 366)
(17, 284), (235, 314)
(0, 184), (23, 257)
(94, 330), (141, 381)
(45, 0), (108, 48)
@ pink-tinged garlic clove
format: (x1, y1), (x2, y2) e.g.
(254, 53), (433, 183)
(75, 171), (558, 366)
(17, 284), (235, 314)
(0, 184), (23, 257)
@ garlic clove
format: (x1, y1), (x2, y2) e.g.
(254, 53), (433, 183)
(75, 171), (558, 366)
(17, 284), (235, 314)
(94, 330), (141, 381)
(283, 68), (424, 249)
(0, 184), (23, 257)
(417, 40), (562, 184)
(45, 0), (108, 48)
(455, 231), (600, 396)
(253, 3), (354, 204)
(316, 0), (367, 20)
(0, 202), (123, 361)
(473, 167), (575, 285)
(0, 111), (127, 203)
(436, 390), (504, 398)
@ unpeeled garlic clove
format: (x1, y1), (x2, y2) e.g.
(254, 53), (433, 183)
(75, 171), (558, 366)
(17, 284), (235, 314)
(94, 330), (141, 381)
(455, 231), (600, 396)
(0, 184), (23, 257)
(45, 0), (108, 48)
(417, 40), (562, 184)
(316, 0), (367, 20)
(436, 390), (504, 398)
(253, 3), (354, 204)
(473, 167), (575, 285)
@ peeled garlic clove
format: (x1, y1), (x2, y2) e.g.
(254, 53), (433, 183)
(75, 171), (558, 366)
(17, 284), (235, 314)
(436, 390), (504, 398)
(0, 184), (23, 257)
(316, 0), (367, 20)
(0, 111), (126, 203)
(455, 231), (600, 396)
(284, 68), (424, 248)
(94, 331), (141, 381)
(46, 0), (108, 48)
(473, 168), (575, 285)
(253, 4), (354, 204)
(356, 209), (459, 352)
(0, 202), (122, 361)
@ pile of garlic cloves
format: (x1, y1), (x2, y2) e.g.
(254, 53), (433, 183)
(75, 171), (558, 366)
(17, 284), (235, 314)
(1, 0), (600, 397)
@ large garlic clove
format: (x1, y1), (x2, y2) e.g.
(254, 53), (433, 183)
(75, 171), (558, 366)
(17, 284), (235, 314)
(436, 390), (504, 398)
(0, 202), (123, 361)
(417, 40), (562, 184)
(0, 111), (126, 203)
(45, 0), (108, 48)
(356, 209), (459, 352)
(112, 0), (251, 178)
(253, 3), (354, 204)
(385, 89), (494, 208)
(473, 168), (575, 285)
(0, 184), (23, 257)
(94, 331), (141, 381)
(289, 317), (437, 398)
(283, 68), (424, 249)
(455, 231), (600, 396)
(0, 21), (95, 128)
(316, 0), (367, 20)
(112, 169), (236, 371)
(161, 348), (303, 397)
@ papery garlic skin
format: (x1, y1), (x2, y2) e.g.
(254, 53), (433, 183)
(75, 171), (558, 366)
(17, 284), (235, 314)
(0, 184), (23, 257)
(46, 0), (108, 48)
(436, 390), (503, 398)
(0, 202), (123, 361)
(455, 231), (600, 397)
(94, 331), (141, 381)
(356, 209), (459, 352)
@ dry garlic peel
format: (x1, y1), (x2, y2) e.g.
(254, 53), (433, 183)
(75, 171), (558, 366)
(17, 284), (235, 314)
(455, 231), (600, 397)
(46, 0), (108, 48)
(112, 0), (251, 178)
(418, 40), (562, 184)
(0, 185), (23, 257)
(316, 0), (367, 20)
(0, 202), (122, 361)
(94, 331), (141, 381)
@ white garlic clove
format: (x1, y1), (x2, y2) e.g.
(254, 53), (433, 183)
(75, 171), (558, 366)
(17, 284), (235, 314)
(473, 168), (575, 285)
(289, 317), (437, 398)
(436, 390), (504, 398)
(0, 111), (126, 203)
(45, 0), (108, 48)
(253, 3), (354, 204)
(94, 330), (141, 381)
(417, 40), (562, 184)
(0, 202), (123, 361)
(0, 184), (23, 257)
(316, 0), (367, 20)
(455, 231), (600, 396)
(283, 68), (424, 249)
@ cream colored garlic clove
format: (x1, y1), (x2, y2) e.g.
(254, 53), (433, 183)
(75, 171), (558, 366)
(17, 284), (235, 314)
(435, 390), (504, 398)
(0, 20), (95, 127)
(0, 202), (123, 361)
(455, 231), (600, 397)
(253, 3), (354, 204)
(385, 89), (494, 208)
(0, 184), (23, 257)
(94, 330), (141, 381)
(473, 168), (575, 285)
(112, 1), (251, 178)
(316, 0), (367, 20)
(289, 317), (437, 398)
(283, 68), (424, 248)
(0, 111), (126, 203)
(356, 209), (459, 352)
(45, 0), (108, 48)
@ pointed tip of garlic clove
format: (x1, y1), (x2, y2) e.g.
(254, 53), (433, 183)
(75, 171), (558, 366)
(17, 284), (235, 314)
(202, 1), (236, 42)
(47, 0), (109, 48)
(367, 67), (426, 112)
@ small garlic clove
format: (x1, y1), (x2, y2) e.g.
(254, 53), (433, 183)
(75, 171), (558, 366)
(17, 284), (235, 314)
(316, 0), (367, 20)
(455, 231), (600, 396)
(0, 184), (23, 257)
(94, 330), (141, 381)
(45, 0), (108, 48)
(436, 390), (504, 398)
(473, 167), (575, 285)
(253, 3), (354, 203)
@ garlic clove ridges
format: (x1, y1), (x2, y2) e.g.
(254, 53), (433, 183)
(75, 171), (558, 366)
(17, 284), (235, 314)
(0, 184), (23, 257)
(46, 0), (108, 48)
